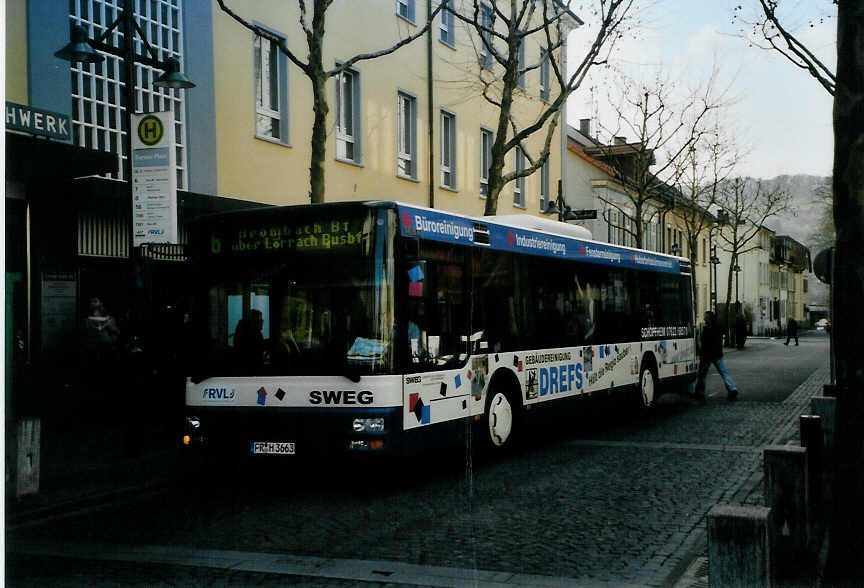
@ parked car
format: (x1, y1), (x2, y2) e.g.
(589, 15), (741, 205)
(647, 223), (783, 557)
(816, 318), (831, 330)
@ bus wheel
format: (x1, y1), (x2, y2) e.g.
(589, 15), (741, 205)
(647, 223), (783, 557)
(485, 389), (516, 449)
(639, 363), (657, 408)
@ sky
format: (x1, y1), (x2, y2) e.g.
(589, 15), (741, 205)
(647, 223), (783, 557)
(567, 0), (836, 180)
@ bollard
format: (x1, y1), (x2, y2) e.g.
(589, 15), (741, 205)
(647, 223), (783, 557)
(764, 445), (809, 576)
(708, 504), (773, 588)
(13, 418), (42, 498)
(799, 415), (823, 507)
(809, 397), (836, 453)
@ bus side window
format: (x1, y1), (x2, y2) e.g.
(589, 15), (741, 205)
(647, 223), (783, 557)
(406, 245), (469, 370)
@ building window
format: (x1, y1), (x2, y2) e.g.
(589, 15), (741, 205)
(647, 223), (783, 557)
(513, 148), (525, 207)
(539, 47), (550, 101)
(254, 32), (288, 144)
(480, 128), (493, 197)
(539, 158), (550, 210)
(440, 109), (456, 188)
(517, 40), (526, 89)
(640, 220), (658, 252)
(397, 91), (417, 178)
(439, 0), (455, 46)
(396, 0), (415, 23)
(67, 0), (188, 188)
(335, 67), (360, 163)
(479, 3), (493, 69)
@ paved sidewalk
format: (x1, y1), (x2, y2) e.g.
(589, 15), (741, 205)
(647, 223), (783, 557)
(6, 414), (181, 529)
(672, 364), (831, 588)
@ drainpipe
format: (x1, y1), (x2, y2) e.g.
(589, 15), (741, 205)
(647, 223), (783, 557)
(559, 30), (568, 211)
(427, 0), (435, 209)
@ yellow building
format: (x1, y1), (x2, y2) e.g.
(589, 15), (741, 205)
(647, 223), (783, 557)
(210, 0), (579, 217)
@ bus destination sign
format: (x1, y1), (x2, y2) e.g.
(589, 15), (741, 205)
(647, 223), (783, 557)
(211, 219), (366, 255)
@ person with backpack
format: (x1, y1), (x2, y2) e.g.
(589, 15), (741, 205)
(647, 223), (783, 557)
(692, 310), (739, 401)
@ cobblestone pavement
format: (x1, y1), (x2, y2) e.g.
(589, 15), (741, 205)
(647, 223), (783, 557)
(8, 336), (830, 587)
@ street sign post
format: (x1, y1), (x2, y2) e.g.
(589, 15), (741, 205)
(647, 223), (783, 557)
(131, 111), (178, 246)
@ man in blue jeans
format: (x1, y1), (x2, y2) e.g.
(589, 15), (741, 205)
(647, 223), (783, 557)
(692, 310), (739, 401)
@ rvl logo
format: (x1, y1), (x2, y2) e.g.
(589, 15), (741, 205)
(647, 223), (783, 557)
(202, 387), (236, 402)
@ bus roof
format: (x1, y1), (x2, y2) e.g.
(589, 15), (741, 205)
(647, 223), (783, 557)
(390, 201), (687, 275)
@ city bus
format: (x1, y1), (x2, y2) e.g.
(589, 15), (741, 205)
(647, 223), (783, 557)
(183, 201), (696, 457)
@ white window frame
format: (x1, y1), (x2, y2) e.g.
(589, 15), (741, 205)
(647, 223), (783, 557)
(335, 66), (361, 163)
(254, 29), (289, 145)
(513, 148), (525, 208)
(397, 91), (417, 179)
(439, 0), (455, 47)
(396, 0), (415, 24)
(480, 128), (493, 198)
(539, 47), (550, 101)
(539, 158), (549, 210)
(440, 109), (457, 189)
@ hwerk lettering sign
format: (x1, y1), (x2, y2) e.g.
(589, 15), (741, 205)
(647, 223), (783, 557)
(5, 102), (72, 142)
(131, 111), (178, 246)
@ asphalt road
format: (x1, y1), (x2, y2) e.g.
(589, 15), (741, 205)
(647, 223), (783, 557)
(8, 332), (830, 587)
(696, 330), (829, 402)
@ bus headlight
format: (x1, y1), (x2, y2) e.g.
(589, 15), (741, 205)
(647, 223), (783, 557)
(184, 416), (203, 446)
(352, 418), (385, 433)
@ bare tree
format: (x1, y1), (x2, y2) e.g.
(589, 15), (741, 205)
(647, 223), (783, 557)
(714, 178), (790, 340)
(216, 0), (440, 204)
(671, 121), (741, 269)
(739, 2), (864, 579)
(452, 0), (634, 215)
(806, 179), (835, 252)
(589, 69), (727, 248)
(734, 0), (836, 95)
(824, 5), (864, 580)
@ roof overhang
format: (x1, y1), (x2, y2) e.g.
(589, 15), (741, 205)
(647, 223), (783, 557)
(5, 131), (117, 182)
(554, 0), (584, 30)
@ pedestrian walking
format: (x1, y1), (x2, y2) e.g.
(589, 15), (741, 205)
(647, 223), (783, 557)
(691, 310), (739, 401)
(784, 317), (799, 346)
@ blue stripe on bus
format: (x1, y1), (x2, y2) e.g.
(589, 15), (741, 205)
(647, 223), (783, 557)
(397, 205), (681, 274)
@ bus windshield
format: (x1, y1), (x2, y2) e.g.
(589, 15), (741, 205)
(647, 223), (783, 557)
(192, 207), (396, 377)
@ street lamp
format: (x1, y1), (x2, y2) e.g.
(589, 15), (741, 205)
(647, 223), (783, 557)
(544, 180), (581, 222)
(55, 17), (195, 262)
(710, 246), (720, 313)
(733, 263), (742, 312)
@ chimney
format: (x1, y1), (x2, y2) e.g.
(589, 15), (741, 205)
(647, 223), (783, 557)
(579, 118), (591, 136)
(614, 136), (627, 145)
